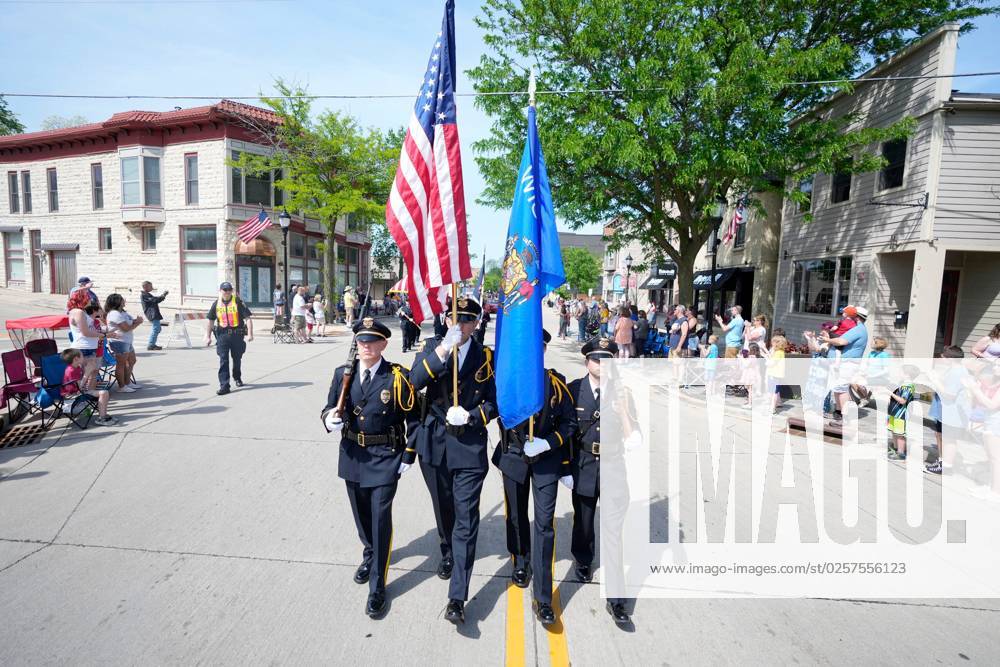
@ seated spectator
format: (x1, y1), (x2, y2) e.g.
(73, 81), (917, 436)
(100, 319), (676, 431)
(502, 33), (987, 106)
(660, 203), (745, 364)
(61, 348), (116, 426)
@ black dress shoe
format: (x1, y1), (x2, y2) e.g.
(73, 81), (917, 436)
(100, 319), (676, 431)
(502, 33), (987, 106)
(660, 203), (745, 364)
(437, 557), (454, 580)
(353, 562), (371, 585)
(216, 386), (230, 395)
(512, 563), (532, 588)
(606, 601), (631, 625)
(234, 379), (244, 387)
(575, 563), (593, 583)
(532, 599), (556, 626)
(445, 599), (465, 624)
(366, 591), (387, 619)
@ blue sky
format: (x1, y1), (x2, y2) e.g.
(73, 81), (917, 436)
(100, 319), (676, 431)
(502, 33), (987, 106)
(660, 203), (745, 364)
(2, 1), (998, 257)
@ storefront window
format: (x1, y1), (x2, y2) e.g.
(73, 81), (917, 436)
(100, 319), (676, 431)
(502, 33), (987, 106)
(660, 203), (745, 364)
(791, 256), (852, 316)
(182, 226), (217, 296)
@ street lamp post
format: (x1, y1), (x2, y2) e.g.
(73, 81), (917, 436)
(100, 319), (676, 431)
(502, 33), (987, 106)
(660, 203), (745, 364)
(706, 196), (727, 335)
(278, 208), (291, 321)
(624, 253), (633, 306)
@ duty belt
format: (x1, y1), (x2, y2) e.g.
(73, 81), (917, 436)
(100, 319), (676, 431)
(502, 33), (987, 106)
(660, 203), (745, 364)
(580, 441), (601, 456)
(346, 429), (398, 448)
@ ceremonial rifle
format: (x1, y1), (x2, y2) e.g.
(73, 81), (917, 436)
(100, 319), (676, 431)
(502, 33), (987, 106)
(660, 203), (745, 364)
(333, 272), (374, 418)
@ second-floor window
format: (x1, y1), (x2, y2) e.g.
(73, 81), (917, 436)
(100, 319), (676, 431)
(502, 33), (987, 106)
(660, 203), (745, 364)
(98, 227), (112, 251)
(21, 171), (31, 213)
(7, 172), (18, 213)
(879, 139), (907, 190)
(830, 160), (852, 204)
(185, 154), (199, 205)
(230, 150), (283, 206)
(91, 163), (104, 210)
(797, 177), (813, 214)
(47, 168), (58, 212)
(120, 153), (161, 207)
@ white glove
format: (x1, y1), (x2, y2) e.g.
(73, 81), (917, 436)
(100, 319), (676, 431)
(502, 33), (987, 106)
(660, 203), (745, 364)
(397, 462), (411, 475)
(625, 430), (642, 451)
(559, 475), (574, 490)
(441, 325), (464, 353)
(523, 437), (551, 458)
(446, 406), (470, 426)
(324, 411), (343, 432)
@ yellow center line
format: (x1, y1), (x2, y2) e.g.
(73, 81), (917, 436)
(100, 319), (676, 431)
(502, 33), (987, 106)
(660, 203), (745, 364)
(505, 580), (526, 667)
(545, 516), (570, 667)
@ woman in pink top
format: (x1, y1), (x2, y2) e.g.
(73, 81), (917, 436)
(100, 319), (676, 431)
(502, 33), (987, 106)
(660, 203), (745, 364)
(614, 307), (634, 358)
(972, 323), (1000, 359)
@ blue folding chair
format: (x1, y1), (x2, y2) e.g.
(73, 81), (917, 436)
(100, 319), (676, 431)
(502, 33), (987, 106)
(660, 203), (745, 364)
(39, 354), (97, 429)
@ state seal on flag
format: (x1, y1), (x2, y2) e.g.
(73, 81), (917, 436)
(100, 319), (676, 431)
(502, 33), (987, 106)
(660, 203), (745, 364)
(499, 233), (540, 314)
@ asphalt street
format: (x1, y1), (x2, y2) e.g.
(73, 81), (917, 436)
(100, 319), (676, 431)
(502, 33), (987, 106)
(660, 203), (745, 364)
(0, 291), (997, 665)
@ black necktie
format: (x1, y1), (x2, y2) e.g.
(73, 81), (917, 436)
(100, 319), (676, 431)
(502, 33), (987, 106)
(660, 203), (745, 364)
(362, 369), (371, 390)
(594, 387), (600, 404)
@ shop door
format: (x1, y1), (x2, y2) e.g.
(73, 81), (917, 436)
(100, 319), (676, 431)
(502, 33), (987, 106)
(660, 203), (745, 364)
(936, 270), (960, 349)
(30, 231), (42, 292)
(51, 251), (76, 294)
(236, 255), (275, 309)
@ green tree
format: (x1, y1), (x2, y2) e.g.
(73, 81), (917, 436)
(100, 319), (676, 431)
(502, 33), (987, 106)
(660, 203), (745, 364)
(40, 114), (89, 130)
(483, 259), (503, 294)
(229, 81), (400, 306)
(469, 0), (996, 300)
(0, 96), (25, 135)
(561, 246), (601, 293)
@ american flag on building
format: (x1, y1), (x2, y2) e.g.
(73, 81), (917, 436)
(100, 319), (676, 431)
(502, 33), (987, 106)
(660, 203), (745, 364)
(385, 0), (471, 323)
(722, 199), (745, 245)
(237, 207), (272, 243)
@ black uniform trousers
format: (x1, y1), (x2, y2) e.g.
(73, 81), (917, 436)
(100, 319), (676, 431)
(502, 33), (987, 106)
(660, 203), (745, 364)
(215, 330), (245, 388)
(502, 472), (559, 605)
(448, 467), (487, 601)
(571, 490), (599, 566)
(346, 479), (398, 595)
(420, 459), (455, 560)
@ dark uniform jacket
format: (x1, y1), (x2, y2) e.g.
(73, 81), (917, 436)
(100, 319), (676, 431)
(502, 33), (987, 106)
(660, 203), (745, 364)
(321, 358), (416, 488)
(408, 337), (497, 472)
(568, 376), (602, 497)
(492, 370), (577, 486)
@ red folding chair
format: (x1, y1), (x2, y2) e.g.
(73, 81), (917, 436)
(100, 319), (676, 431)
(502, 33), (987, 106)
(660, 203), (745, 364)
(2, 349), (45, 426)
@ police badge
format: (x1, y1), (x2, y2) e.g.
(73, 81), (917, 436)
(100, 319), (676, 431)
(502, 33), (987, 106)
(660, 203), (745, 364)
(599, 339), (610, 349)
(380, 389), (391, 404)
(363, 317), (375, 328)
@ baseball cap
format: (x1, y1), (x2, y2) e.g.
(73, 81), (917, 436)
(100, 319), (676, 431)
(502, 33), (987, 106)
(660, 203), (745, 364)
(219, 281), (234, 290)
(842, 306), (858, 318)
(77, 276), (92, 285)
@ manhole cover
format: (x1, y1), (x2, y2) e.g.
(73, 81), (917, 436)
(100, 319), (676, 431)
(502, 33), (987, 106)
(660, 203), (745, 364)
(0, 423), (50, 450)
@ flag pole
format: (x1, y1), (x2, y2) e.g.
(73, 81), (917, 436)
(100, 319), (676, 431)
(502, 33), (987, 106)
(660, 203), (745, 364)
(528, 68), (536, 442)
(452, 283), (459, 407)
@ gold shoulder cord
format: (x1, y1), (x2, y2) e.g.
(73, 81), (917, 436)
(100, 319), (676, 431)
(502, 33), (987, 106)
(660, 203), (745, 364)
(475, 347), (495, 383)
(392, 365), (416, 411)
(549, 371), (570, 404)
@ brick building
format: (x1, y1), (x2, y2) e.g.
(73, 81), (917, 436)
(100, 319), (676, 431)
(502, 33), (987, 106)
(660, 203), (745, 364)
(0, 100), (370, 312)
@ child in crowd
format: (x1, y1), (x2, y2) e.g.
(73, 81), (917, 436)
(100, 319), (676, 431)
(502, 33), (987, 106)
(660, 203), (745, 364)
(740, 343), (763, 408)
(702, 334), (720, 395)
(887, 367), (918, 461)
(311, 295), (326, 338)
(61, 349), (116, 426)
(762, 335), (787, 411)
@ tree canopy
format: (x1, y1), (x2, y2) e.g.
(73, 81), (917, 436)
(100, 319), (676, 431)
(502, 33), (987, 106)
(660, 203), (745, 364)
(469, 0), (997, 300)
(0, 96), (24, 136)
(561, 246), (602, 293)
(40, 114), (89, 131)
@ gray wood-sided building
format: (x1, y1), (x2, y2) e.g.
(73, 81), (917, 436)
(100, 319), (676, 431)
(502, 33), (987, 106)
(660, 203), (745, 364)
(774, 23), (1000, 356)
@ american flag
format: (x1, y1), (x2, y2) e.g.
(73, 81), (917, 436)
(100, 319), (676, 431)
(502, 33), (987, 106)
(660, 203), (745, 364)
(722, 200), (745, 245)
(238, 207), (272, 243)
(385, 0), (471, 323)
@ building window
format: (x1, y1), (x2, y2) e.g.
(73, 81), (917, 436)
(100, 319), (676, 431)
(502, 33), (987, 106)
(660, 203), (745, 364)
(91, 163), (104, 210)
(230, 150), (282, 206)
(830, 161), (851, 204)
(21, 171), (31, 213)
(46, 168), (59, 212)
(337, 244), (361, 290)
(181, 226), (218, 296)
(142, 226), (157, 251)
(797, 177), (813, 214)
(791, 256), (852, 316)
(185, 154), (199, 205)
(7, 172), (18, 213)
(4, 231), (25, 283)
(98, 227), (112, 252)
(879, 139), (906, 191)
(120, 152), (161, 207)
(290, 232), (305, 258)
(273, 168), (283, 207)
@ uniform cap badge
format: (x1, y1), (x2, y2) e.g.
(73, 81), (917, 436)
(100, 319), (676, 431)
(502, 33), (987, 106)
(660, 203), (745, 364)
(362, 317), (374, 328)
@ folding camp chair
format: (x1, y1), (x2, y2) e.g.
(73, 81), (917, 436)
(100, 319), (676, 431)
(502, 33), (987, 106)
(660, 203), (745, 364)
(2, 350), (45, 426)
(38, 354), (97, 429)
(95, 339), (117, 390)
(24, 338), (58, 379)
(103, 343), (138, 386)
(272, 322), (296, 344)
(643, 329), (658, 356)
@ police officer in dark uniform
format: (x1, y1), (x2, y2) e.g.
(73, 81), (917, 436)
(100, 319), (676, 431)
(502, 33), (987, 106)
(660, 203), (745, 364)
(398, 302), (417, 352)
(321, 317), (416, 619)
(473, 308), (491, 346)
(493, 329), (577, 626)
(567, 337), (633, 625)
(204, 281), (254, 395)
(408, 297), (497, 625)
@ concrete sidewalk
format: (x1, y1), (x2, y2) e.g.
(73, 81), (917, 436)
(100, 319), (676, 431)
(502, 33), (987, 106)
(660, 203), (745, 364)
(1, 303), (998, 665)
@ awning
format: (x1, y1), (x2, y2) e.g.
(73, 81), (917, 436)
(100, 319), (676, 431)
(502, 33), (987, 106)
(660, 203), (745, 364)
(6, 314), (70, 331)
(638, 276), (668, 290)
(692, 267), (738, 289)
(40, 242), (79, 251)
(0, 225), (23, 233)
